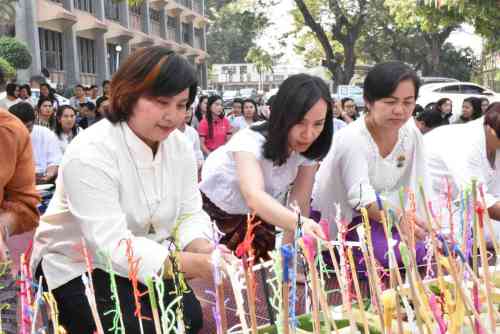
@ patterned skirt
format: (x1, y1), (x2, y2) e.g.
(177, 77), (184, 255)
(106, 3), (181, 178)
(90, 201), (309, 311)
(201, 192), (276, 261)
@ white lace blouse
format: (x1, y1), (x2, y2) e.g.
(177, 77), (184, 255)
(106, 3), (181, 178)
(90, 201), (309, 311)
(312, 116), (431, 237)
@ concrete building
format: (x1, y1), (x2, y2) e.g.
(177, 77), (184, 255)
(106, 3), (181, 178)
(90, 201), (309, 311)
(13, 0), (208, 89)
(210, 63), (304, 93)
(481, 51), (500, 92)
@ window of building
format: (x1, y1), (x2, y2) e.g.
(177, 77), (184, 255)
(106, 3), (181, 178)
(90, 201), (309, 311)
(74, 0), (94, 13)
(149, 8), (161, 22)
(182, 23), (192, 45)
(38, 28), (63, 71)
(129, 4), (142, 15)
(104, 0), (120, 21)
(77, 37), (96, 74)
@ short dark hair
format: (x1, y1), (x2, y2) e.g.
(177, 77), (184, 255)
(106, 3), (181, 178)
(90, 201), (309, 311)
(463, 97), (482, 120)
(6, 83), (17, 97)
(9, 102), (35, 124)
(40, 83), (50, 90)
(485, 102), (500, 138)
(363, 62), (420, 106)
(75, 84), (84, 90)
(107, 46), (198, 123)
(80, 101), (96, 111)
(0, 67), (4, 87)
(20, 84), (32, 96)
(416, 110), (447, 129)
(232, 98), (243, 106)
(341, 97), (355, 108)
(205, 95), (223, 138)
(96, 96), (108, 110)
(252, 73), (333, 165)
(435, 98), (451, 112)
(102, 80), (110, 87)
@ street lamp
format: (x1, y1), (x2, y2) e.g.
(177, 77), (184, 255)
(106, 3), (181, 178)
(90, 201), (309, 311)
(115, 44), (122, 71)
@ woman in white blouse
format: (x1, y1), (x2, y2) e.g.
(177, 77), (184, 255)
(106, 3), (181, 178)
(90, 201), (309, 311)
(232, 98), (258, 132)
(31, 47), (233, 333)
(425, 102), (500, 240)
(312, 62), (431, 268)
(200, 74), (332, 260)
(54, 105), (81, 154)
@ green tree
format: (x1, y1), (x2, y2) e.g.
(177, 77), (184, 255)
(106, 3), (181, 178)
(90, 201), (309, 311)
(0, 37), (32, 70)
(245, 46), (273, 91)
(206, 2), (268, 64)
(292, 0), (373, 88)
(0, 57), (15, 80)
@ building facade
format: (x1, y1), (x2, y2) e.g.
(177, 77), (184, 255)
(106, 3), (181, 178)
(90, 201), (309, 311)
(210, 63), (304, 92)
(14, 0), (208, 89)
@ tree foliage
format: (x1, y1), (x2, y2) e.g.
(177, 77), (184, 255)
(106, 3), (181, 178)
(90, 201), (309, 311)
(206, 1), (268, 64)
(0, 37), (32, 69)
(0, 57), (15, 80)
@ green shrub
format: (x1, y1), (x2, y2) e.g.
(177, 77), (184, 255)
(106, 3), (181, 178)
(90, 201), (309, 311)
(0, 57), (15, 80)
(0, 37), (32, 69)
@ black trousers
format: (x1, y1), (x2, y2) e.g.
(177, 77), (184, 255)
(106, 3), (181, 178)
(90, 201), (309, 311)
(36, 265), (203, 334)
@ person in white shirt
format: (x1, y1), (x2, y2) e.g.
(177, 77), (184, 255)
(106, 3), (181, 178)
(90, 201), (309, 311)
(425, 102), (500, 240)
(312, 62), (431, 269)
(54, 105), (81, 154)
(232, 98), (258, 132)
(200, 74), (332, 260)
(227, 98), (243, 128)
(178, 104), (204, 168)
(69, 84), (89, 111)
(9, 102), (61, 184)
(30, 47), (235, 334)
(0, 83), (22, 110)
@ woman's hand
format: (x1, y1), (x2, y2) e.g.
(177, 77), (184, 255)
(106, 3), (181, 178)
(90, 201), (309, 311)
(399, 213), (428, 241)
(301, 217), (327, 240)
(177, 245), (239, 281)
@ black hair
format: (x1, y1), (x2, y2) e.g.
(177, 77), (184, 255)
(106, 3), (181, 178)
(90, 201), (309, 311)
(6, 83), (17, 97)
(206, 95), (223, 138)
(40, 83), (50, 90)
(462, 97), (483, 121)
(37, 96), (54, 110)
(484, 102), (500, 138)
(80, 101), (96, 111)
(108, 47), (198, 123)
(252, 73), (333, 165)
(195, 95), (208, 122)
(341, 97), (355, 108)
(413, 104), (424, 117)
(9, 102), (35, 124)
(102, 80), (110, 87)
(416, 110), (448, 130)
(232, 98), (243, 107)
(363, 61), (420, 106)
(0, 67), (4, 87)
(96, 96), (108, 111)
(20, 84), (32, 96)
(75, 84), (84, 90)
(55, 105), (79, 139)
(242, 98), (259, 122)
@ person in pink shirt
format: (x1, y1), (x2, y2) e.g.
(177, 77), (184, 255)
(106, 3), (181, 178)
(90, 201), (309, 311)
(198, 95), (231, 155)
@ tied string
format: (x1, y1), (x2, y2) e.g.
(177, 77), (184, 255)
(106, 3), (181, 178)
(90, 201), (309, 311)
(121, 239), (150, 327)
(98, 251), (125, 334)
(235, 214), (260, 298)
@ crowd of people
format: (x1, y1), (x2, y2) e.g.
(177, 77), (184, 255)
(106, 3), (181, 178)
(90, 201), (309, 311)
(0, 45), (499, 333)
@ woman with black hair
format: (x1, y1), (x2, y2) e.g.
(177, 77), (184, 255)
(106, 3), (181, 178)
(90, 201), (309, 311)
(198, 95), (231, 156)
(54, 105), (81, 153)
(426, 102), (500, 240)
(35, 96), (56, 129)
(191, 95), (207, 129)
(435, 97), (452, 124)
(313, 61), (431, 269)
(232, 98), (259, 131)
(455, 97), (483, 124)
(200, 74), (332, 259)
(31, 46), (235, 333)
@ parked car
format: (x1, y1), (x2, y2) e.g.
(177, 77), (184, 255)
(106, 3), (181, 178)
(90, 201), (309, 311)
(0, 88), (70, 107)
(333, 85), (365, 110)
(239, 88), (257, 101)
(416, 82), (500, 122)
(222, 90), (239, 109)
(420, 77), (459, 85)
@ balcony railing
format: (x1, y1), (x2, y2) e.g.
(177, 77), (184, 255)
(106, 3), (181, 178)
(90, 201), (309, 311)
(49, 0), (64, 5)
(74, 0), (94, 14)
(130, 13), (142, 31)
(151, 21), (161, 37)
(180, 0), (192, 9)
